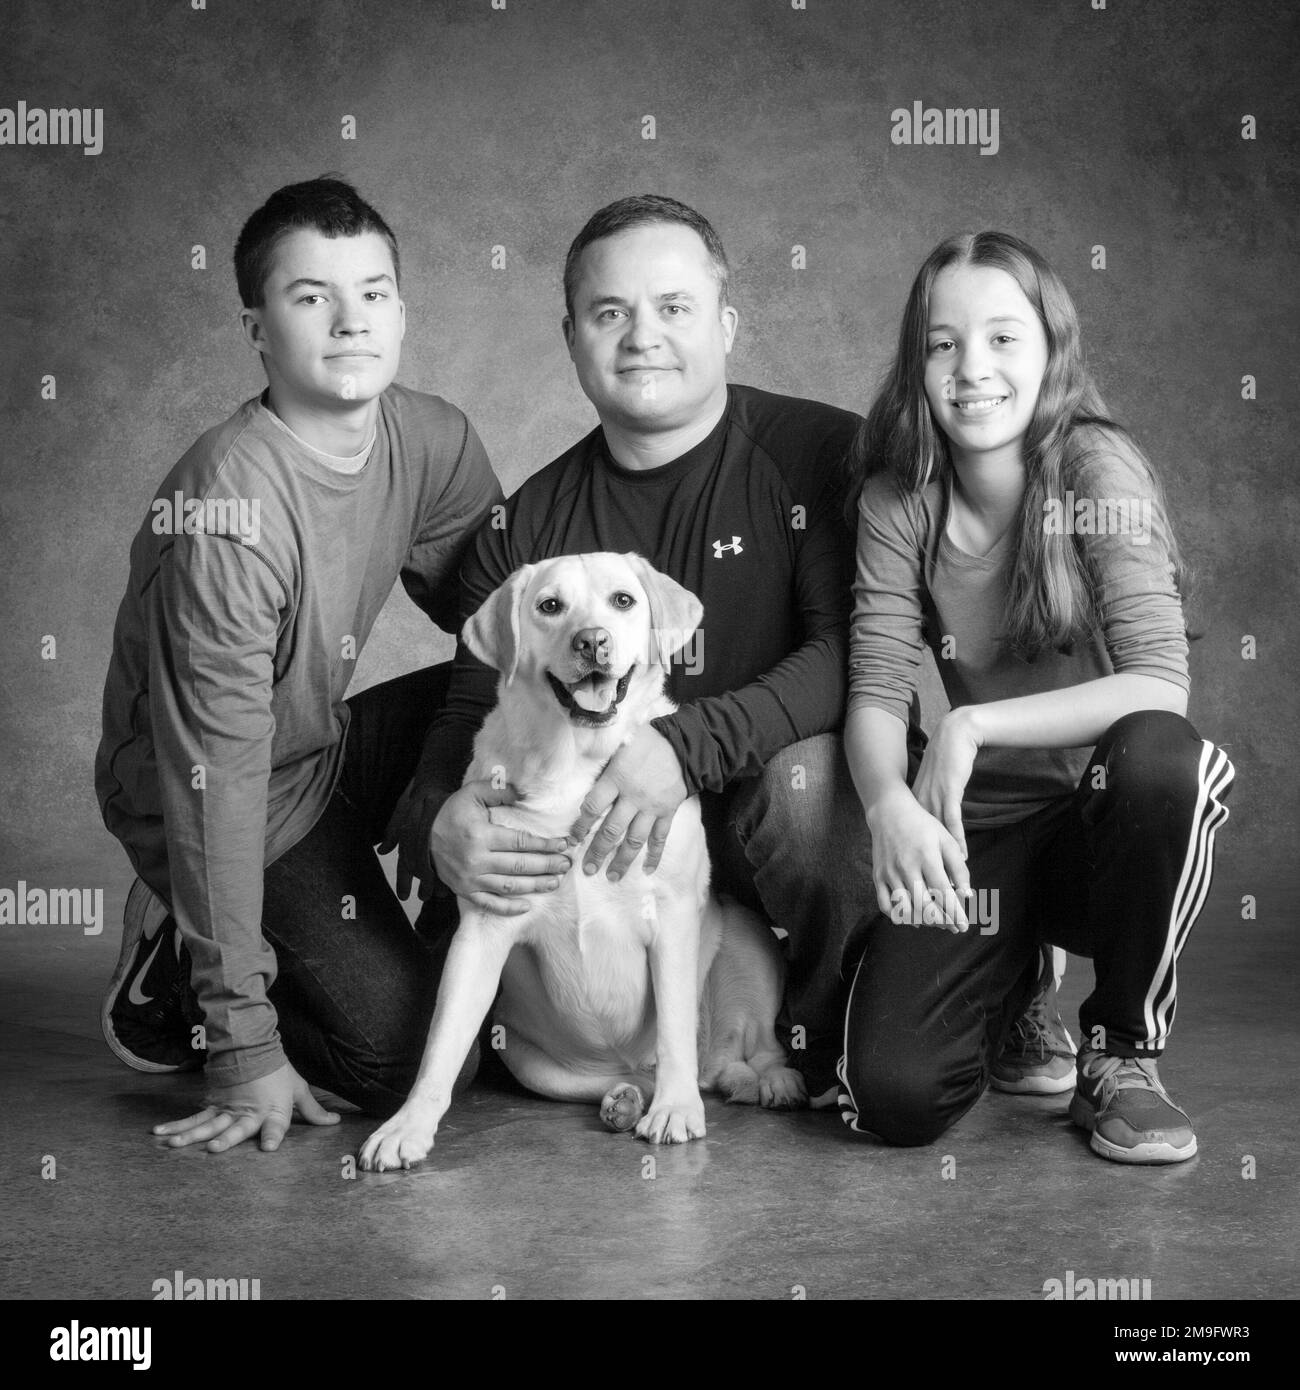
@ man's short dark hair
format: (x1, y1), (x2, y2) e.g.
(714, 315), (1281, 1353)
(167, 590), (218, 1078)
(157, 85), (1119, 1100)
(562, 194), (730, 320)
(234, 175), (400, 309)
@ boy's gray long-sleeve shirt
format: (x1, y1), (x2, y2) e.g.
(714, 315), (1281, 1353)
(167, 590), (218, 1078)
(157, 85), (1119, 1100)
(96, 385), (502, 1086)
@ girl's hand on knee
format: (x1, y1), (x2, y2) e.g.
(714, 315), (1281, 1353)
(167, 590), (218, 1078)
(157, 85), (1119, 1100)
(911, 708), (981, 860)
(867, 787), (973, 932)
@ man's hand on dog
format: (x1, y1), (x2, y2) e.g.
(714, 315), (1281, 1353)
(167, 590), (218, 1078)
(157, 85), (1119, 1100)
(421, 780), (572, 915)
(568, 725), (688, 879)
(152, 1061), (339, 1153)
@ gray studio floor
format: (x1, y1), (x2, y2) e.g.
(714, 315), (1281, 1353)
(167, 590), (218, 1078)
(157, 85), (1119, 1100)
(2, 835), (1297, 1302)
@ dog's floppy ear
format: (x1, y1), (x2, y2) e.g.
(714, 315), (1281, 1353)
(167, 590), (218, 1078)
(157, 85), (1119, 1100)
(623, 553), (703, 667)
(463, 565), (534, 684)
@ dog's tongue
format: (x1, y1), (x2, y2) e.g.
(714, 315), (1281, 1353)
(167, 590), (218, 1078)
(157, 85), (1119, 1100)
(570, 675), (616, 713)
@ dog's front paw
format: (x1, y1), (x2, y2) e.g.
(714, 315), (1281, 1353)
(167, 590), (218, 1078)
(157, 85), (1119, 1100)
(358, 1102), (441, 1172)
(635, 1093), (707, 1145)
(600, 1082), (647, 1132)
(759, 1067), (808, 1111)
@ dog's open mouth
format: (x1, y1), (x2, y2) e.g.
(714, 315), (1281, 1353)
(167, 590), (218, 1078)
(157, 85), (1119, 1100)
(546, 667), (634, 725)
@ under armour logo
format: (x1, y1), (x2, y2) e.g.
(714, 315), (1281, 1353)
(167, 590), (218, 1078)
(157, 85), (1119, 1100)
(712, 536), (743, 558)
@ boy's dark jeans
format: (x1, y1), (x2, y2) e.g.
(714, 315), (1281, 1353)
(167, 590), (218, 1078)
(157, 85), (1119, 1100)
(261, 663), (464, 1116)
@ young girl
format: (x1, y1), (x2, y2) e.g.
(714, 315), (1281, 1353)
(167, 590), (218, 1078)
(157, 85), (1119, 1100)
(840, 231), (1234, 1163)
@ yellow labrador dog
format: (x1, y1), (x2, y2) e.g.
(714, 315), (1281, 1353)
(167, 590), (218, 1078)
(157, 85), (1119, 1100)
(359, 552), (804, 1170)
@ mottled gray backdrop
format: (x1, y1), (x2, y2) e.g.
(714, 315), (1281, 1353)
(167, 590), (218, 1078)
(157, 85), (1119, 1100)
(1, 0), (1295, 914)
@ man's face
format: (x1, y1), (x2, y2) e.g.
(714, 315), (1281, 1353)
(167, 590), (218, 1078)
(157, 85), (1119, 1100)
(240, 228), (404, 413)
(563, 222), (737, 435)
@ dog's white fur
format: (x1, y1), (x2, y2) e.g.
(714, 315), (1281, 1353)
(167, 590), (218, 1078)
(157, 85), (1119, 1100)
(359, 552), (804, 1170)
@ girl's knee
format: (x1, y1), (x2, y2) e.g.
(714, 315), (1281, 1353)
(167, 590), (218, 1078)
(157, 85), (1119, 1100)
(838, 1053), (963, 1147)
(1092, 709), (1215, 806)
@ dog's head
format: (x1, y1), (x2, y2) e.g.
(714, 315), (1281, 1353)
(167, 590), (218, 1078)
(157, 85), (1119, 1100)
(463, 553), (703, 729)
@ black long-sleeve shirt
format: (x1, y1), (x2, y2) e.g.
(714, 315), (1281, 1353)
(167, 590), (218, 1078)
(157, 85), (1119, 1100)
(416, 384), (861, 802)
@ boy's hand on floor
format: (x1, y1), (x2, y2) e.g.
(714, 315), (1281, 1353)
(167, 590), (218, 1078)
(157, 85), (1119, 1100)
(152, 1062), (339, 1153)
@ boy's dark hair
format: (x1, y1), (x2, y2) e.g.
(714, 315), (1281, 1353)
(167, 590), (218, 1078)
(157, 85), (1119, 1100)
(234, 175), (400, 308)
(562, 194), (729, 320)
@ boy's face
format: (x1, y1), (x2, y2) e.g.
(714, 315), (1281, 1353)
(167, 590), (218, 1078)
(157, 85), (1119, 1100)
(240, 228), (404, 414)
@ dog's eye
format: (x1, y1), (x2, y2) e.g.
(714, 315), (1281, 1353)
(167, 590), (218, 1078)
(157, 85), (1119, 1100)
(537, 597), (563, 615)
(611, 591), (636, 610)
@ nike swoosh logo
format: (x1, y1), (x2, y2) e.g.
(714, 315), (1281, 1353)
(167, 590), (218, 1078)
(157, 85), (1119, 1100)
(127, 936), (165, 1006)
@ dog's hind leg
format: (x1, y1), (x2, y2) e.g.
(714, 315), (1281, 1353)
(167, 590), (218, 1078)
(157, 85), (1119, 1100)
(700, 897), (808, 1111)
(498, 1031), (654, 1132)
(598, 1080), (654, 1133)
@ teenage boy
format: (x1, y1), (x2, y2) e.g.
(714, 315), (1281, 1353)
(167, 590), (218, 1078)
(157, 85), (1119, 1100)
(96, 177), (566, 1154)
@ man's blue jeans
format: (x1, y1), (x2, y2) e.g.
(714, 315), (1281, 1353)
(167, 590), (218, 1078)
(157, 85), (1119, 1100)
(703, 733), (886, 1089)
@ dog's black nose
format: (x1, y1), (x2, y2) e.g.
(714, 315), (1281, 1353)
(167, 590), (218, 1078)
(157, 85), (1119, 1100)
(571, 627), (611, 665)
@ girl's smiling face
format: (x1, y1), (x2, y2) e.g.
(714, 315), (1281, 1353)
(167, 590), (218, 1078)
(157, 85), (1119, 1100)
(923, 263), (1050, 471)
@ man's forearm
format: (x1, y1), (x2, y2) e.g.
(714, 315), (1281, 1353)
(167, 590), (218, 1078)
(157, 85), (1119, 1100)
(406, 647), (498, 803)
(651, 631), (847, 795)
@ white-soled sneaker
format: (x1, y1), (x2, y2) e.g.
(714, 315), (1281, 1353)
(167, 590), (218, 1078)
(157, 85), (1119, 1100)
(991, 961), (1076, 1095)
(1069, 1049), (1197, 1164)
(101, 878), (205, 1072)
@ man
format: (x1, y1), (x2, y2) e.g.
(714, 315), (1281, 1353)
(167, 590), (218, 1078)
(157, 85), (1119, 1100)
(384, 195), (880, 1101)
(95, 177), (568, 1154)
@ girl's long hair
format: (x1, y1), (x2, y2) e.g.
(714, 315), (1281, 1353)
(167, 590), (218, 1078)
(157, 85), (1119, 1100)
(844, 230), (1189, 658)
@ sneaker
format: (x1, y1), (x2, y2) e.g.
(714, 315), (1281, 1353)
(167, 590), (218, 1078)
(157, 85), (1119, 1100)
(1069, 1049), (1197, 1164)
(990, 961), (1076, 1095)
(101, 878), (205, 1073)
